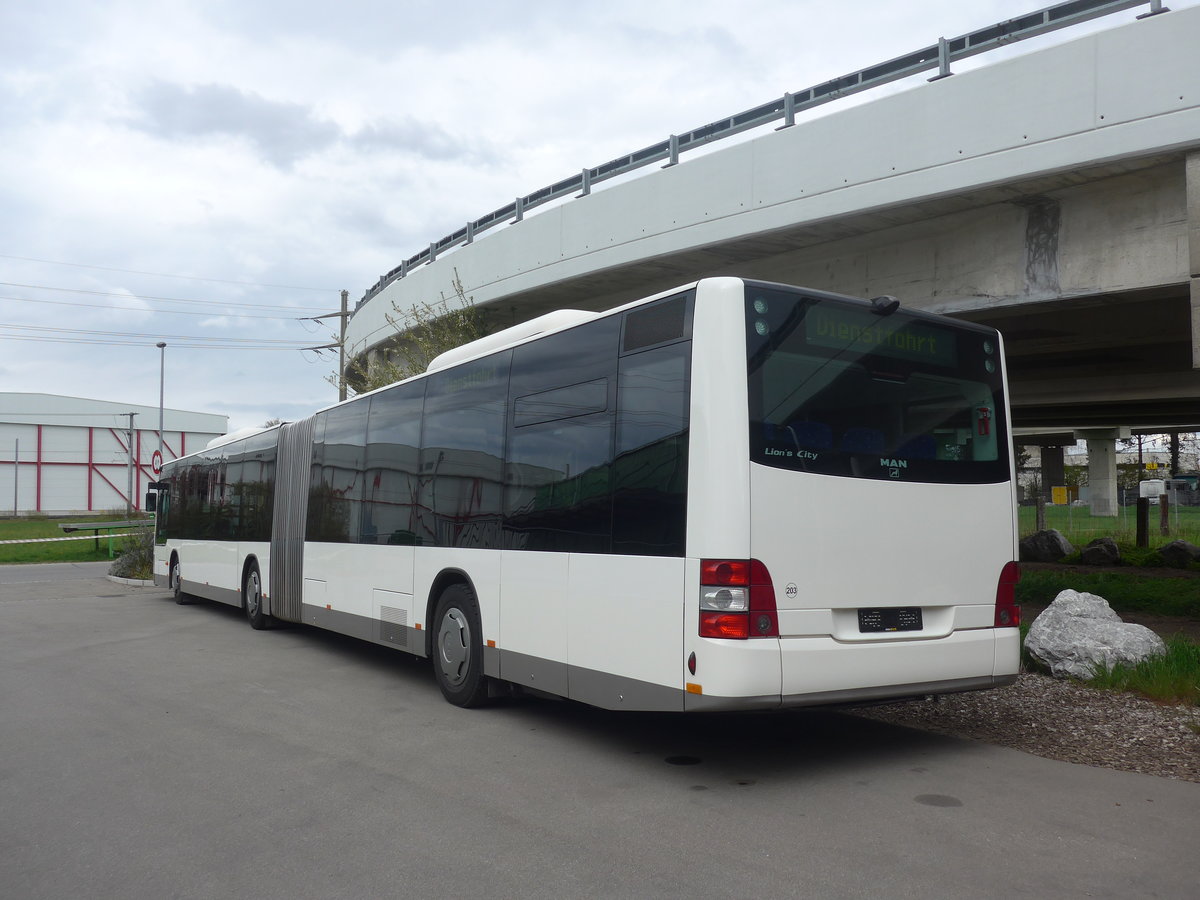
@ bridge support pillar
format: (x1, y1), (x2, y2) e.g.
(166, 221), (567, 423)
(1189, 152), (1200, 368)
(1040, 445), (1065, 502)
(1077, 429), (1127, 517)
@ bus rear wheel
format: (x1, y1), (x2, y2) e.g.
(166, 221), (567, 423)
(243, 562), (271, 630)
(432, 584), (488, 708)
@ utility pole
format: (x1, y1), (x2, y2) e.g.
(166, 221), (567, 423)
(306, 290), (352, 401)
(338, 289), (348, 401)
(125, 412), (137, 518)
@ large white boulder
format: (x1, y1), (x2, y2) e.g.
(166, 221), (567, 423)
(1025, 590), (1165, 680)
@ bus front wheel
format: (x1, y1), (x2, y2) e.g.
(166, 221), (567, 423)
(171, 557), (188, 605)
(432, 584), (488, 708)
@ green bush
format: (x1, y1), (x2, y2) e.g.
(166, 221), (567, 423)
(108, 530), (153, 580)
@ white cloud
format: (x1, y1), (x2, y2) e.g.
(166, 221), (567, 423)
(130, 82), (340, 169)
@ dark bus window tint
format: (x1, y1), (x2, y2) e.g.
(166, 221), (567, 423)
(237, 431), (277, 542)
(508, 314), (621, 396)
(164, 471), (182, 540)
(166, 457), (220, 540)
(308, 400), (369, 543)
(162, 433), (277, 544)
(612, 342), (690, 556)
(199, 458), (229, 539)
(421, 351), (511, 549)
(222, 457), (245, 539)
(622, 291), (692, 353)
(506, 410), (613, 553)
(514, 379), (608, 427)
(364, 380), (425, 545)
(745, 285), (1009, 484)
(504, 316), (620, 553)
(155, 479), (170, 545)
(176, 466), (200, 540)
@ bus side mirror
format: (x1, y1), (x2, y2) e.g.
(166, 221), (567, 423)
(144, 491), (157, 512)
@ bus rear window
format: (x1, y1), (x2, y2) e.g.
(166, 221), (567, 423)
(745, 286), (1009, 484)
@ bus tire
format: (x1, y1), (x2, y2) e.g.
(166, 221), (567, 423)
(432, 583), (489, 708)
(243, 562), (271, 630)
(171, 556), (188, 605)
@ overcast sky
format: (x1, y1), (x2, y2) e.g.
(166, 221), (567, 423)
(2, 0), (1187, 434)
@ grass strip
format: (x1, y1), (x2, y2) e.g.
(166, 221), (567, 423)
(1086, 636), (1200, 706)
(0, 515), (132, 564)
(1017, 569), (1200, 619)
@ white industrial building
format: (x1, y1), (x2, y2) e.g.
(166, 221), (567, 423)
(0, 393), (227, 516)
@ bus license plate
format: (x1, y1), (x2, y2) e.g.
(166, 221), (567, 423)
(858, 607), (922, 633)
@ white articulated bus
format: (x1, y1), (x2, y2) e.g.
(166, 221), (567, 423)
(151, 277), (1020, 711)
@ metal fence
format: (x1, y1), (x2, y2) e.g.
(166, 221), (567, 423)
(1019, 494), (1200, 545)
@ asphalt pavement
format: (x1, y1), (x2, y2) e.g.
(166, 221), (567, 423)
(2, 563), (1197, 899)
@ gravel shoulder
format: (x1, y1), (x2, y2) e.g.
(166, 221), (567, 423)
(851, 672), (1200, 783)
(851, 597), (1200, 783)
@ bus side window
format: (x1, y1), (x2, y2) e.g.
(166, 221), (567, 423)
(421, 352), (511, 549)
(364, 380), (425, 546)
(505, 316), (620, 553)
(308, 400), (370, 543)
(612, 342), (690, 557)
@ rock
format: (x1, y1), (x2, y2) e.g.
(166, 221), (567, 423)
(1157, 540), (1200, 569)
(1019, 529), (1075, 562)
(1080, 537), (1120, 566)
(1025, 590), (1166, 680)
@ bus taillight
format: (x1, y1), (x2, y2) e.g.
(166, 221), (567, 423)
(699, 559), (779, 639)
(994, 561), (1021, 627)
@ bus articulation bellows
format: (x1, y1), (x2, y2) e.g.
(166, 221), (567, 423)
(150, 277), (1020, 711)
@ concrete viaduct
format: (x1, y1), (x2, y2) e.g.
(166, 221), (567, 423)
(346, 0), (1200, 515)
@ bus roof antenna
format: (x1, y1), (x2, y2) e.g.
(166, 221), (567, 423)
(869, 295), (900, 316)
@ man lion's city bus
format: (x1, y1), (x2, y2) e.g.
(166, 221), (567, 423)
(150, 277), (1020, 711)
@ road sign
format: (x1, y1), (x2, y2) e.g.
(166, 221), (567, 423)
(151, 450), (163, 476)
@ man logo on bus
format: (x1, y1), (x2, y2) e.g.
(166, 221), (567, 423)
(881, 457), (907, 479)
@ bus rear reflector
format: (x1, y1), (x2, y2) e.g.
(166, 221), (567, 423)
(699, 559), (779, 639)
(995, 561), (1021, 627)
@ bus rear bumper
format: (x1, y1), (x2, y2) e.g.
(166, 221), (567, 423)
(685, 628), (1019, 711)
(684, 673), (1017, 712)
(781, 628), (1016, 693)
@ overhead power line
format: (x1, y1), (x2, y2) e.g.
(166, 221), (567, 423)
(0, 254), (338, 293)
(0, 334), (307, 350)
(0, 294), (315, 322)
(0, 322), (319, 346)
(0, 281), (331, 312)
